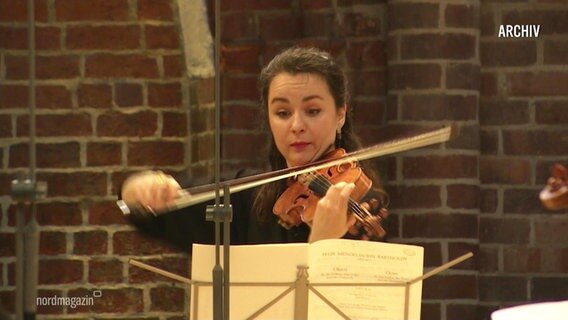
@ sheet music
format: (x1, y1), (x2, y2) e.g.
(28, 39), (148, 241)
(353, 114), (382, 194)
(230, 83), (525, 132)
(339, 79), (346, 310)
(190, 240), (423, 320)
(307, 240), (423, 320)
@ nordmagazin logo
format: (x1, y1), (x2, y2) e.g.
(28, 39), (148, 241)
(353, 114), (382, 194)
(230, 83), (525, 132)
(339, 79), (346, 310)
(36, 291), (101, 309)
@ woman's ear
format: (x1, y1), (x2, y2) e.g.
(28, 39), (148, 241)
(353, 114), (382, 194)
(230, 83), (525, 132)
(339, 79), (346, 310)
(337, 104), (347, 128)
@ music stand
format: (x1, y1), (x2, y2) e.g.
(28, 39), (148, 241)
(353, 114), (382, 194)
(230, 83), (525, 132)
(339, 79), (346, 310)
(130, 250), (472, 320)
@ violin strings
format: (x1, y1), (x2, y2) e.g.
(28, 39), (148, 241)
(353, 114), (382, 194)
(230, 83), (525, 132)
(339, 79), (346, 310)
(307, 172), (371, 222)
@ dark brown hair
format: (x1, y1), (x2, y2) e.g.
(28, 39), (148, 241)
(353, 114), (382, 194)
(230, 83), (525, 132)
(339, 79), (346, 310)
(252, 47), (386, 222)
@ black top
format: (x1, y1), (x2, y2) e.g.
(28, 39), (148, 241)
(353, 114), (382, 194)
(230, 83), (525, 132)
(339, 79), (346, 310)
(127, 170), (311, 252)
(127, 169), (387, 252)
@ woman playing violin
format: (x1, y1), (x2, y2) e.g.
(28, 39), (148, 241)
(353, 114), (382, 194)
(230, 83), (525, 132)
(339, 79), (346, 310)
(121, 47), (388, 249)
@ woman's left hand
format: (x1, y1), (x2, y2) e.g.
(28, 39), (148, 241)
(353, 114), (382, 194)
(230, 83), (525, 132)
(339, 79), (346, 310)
(309, 181), (357, 243)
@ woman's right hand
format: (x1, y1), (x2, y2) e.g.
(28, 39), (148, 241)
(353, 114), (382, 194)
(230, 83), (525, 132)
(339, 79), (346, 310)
(121, 171), (181, 213)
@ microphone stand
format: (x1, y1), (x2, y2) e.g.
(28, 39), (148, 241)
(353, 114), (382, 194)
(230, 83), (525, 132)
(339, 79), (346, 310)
(205, 0), (232, 319)
(11, 1), (47, 319)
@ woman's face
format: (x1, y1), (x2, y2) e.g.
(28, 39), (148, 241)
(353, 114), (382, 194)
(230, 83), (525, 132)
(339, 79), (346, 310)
(268, 72), (346, 168)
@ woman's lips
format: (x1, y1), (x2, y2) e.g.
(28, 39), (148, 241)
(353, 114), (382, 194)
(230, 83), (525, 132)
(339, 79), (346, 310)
(290, 142), (310, 151)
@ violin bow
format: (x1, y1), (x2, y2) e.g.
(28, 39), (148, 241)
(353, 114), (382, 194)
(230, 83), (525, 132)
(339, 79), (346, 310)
(118, 125), (455, 216)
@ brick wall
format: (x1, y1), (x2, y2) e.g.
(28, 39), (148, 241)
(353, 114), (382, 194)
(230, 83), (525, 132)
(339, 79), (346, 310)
(1, 0), (567, 320)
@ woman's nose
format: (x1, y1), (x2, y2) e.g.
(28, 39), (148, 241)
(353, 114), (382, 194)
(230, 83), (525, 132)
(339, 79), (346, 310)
(290, 113), (306, 133)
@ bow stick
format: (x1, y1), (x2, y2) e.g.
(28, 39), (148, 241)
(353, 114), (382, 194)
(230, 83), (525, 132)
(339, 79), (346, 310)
(118, 125), (455, 216)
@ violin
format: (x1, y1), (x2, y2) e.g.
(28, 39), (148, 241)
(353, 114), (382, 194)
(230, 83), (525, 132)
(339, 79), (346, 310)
(117, 125), (454, 220)
(273, 148), (387, 239)
(540, 163), (568, 210)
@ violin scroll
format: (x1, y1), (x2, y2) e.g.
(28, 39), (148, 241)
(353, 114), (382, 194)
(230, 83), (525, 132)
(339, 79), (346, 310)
(540, 164), (568, 210)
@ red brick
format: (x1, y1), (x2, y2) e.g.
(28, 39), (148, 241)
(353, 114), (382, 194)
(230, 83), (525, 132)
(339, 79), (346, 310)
(145, 25), (179, 49)
(220, 0), (290, 11)
(445, 4), (478, 29)
(480, 217), (530, 244)
(37, 85), (73, 108)
(38, 55), (81, 79)
(346, 40), (386, 69)
(67, 288), (143, 313)
(259, 15), (302, 41)
(115, 82), (143, 107)
(479, 246), (498, 272)
(447, 63), (480, 90)
(544, 40), (568, 65)
(479, 276), (527, 302)
(480, 9), (495, 37)
(32, 202), (82, 226)
(386, 185), (441, 209)
(0, 26), (26, 49)
(504, 247), (541, 273)
(532, 277), (568, 301)
(74, 231), (108, 255)
(447, 124), (480, 151)
(403, 155), (477, 179)
(39, 259), (83, 284)
(0, 84), (28, 108)
(0, 233), (15, 257)
(423, 275), (477, 300)
(67, 25), (140, 50)
(148, 82), (182, 107)
(17, 113), (92, 136)
(163, 54), (183, 77)
(113, 231), (178, 255)
(480, 72), (497, 96)
(150, 286), (185, 312)
(88, 200), (130, 225)
(87, 142), (122, 166)
(480, 158), (531, 184)
(4, 55), (28, 80)
(40, 231), (67, 255)
(89, 258), (123, 284)
(503, 129), (568, 155)
(480, 129), (498, 155)
(349, 70), (386, 96)
(388, 2), (439, 30)
(401, 33), (476, 60)
(35, 289), (65, 314)
(97, 111), (157, 137)
(55, 0), (129, 21)
(447, 184), (479, 209)
(36, 26), (61, 50)
(481, 41), (536, 67)
(223, 44), (262, 74)
(401, 94), (477, 121)
(138, 0), (173, 21)
(535, 100), (568, 124)
(163, 111), (188, 137)
(222, 75), (258, 100)
(127, 141), (184, 166)
(507, 72), (568, 97)
(388, 63), (442, 90)
(535, 217), (568, 245)
(191, 107), (214, 133)
(79, 83), (112, 108)
(222, 133), (268, 161)
(128, 257), (189, 283)
(404, 213), (478, 239)
(9, 142), (81, 168)
(503, 189), (546, 214)
(0, 115), (12, 137)
(38, 172), (107, 197)
(86, 54), (159, 78)
(503, 10), (568, 35)
(480, 188), (497, 214)
(301, 0), (332, 9)
(341, 12), (382, 37)
(479, 99), (529, 125)
(222, 13), (257, 41)
(448, 242), (478, 271)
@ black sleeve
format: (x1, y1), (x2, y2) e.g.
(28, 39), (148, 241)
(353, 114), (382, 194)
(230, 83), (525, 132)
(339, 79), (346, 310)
(125, 170), (254, 252)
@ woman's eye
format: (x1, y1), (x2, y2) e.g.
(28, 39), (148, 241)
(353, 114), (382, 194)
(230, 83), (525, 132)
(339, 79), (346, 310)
(307, 108), (321, 116)
(276, 110), (291, 118)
